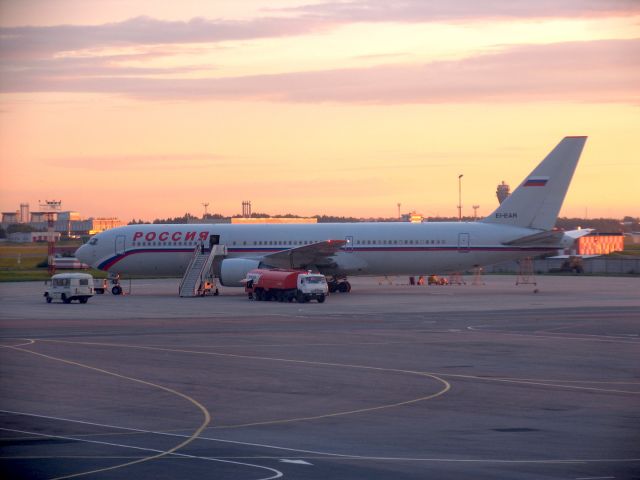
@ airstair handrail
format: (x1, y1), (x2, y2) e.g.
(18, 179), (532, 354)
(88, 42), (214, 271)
(195, 244), (226, 296)
(178, 242), (202, 295)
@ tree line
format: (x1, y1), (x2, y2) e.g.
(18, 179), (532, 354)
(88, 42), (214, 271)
(127, 214), (640, 232)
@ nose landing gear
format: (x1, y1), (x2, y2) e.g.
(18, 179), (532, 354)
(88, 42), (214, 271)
(108, 273), (123, 295)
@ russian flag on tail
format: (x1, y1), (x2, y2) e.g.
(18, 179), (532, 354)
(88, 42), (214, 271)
(524, 176), (549, 187)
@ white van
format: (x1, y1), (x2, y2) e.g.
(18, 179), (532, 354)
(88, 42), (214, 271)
(45, 273), (94, 304)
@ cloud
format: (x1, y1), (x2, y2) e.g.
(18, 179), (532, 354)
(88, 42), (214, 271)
(43, 153), (233, 171)
(278, 0), (640, 22)
(3, 55), (207, 81)
(3, 39), (638, 105)
(0, 15), (328, 61)
(2, 2), (638, 62)
(1, 7), (636, 105)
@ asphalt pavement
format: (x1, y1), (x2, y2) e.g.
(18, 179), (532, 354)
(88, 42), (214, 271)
(1, 275), (639, 479)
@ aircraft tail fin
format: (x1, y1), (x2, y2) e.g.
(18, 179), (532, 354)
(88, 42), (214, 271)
(482, 136), (587, 231)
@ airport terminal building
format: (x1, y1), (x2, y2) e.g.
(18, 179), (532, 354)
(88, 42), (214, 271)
(2, 205), (125, 240)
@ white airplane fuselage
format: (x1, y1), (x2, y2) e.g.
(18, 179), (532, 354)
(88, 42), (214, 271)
(77, 221), (554, 277)
(75, 137), (588, 284)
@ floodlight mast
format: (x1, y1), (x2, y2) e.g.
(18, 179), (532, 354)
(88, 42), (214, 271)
(457, 174), (463, 221)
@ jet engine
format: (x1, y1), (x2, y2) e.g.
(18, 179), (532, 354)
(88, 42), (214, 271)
(219, 258), (261, 287)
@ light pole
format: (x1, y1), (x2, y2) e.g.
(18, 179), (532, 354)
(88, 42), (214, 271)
(457, 174), (463, 221)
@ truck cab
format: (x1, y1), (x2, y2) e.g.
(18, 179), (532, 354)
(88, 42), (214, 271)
(297, 273), (328, 301)
(44, 273), (94, 304)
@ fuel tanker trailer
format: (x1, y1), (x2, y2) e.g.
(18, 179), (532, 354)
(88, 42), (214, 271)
(244, 269), (328, 303)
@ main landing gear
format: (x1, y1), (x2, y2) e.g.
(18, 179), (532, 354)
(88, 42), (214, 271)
(328, 277), (351, 293)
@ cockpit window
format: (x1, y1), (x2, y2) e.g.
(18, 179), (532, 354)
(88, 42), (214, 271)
(306, 276), (326, 284)
(89, 238), (98, 245)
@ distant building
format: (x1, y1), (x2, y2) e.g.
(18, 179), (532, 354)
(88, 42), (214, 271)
(2, 212), (19, 224)
(187, 217), (231, 224)
(19, 203), (30, 223)
(26, 214), (122, 235)
(1, 203), (125, 236)
(401, 212), (424, 223)
(496, 181), (510, 204)
(7, 231), (61, 243)
(89, 217), (126, 234)
(577, 233), (624, 255)
(58, 211), (82, 222)
(231, 217), (317, 224)
(30, 211), (53, 223)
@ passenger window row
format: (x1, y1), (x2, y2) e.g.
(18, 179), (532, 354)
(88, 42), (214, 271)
(133, 241), (197, 247)
(130, 239), (446, 248)
(227, 240), (318, 246)
(356, 239), (445, 245)
(228, 239), (446, 246)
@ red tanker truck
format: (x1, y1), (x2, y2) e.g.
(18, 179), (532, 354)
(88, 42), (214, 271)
(244, 269), (328, 303)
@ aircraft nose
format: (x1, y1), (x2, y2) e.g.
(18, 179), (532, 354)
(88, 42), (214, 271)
(75, 243), (91, 265)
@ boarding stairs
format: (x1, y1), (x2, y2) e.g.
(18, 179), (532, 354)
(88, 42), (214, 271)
(179, 243), (227, 297)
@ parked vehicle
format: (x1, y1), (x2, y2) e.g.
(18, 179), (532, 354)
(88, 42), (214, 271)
(93, 278), (108, 294)
(244, 269), (328, 303)
(44, 273), (94, 304)
(428, 274), (449, 285)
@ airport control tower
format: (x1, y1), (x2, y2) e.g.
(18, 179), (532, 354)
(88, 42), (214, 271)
(496, 181), (510, 204)
(39, 200), (62, 275)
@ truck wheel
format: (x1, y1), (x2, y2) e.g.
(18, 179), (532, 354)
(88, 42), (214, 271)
(296, 291), (305, 303)
(45, 294), (52, 303)
(317, 295), (325, 303)
(112, 285), (123, 295)
(62, 294), (71, 304)
(79, 297), (88, 304)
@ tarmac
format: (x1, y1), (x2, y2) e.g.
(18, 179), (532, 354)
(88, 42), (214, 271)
(1, 275), (639, 479)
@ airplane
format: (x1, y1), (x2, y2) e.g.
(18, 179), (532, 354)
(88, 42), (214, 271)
(75, 136), (589, 293)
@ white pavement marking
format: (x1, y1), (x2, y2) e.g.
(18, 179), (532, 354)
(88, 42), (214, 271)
(33, 337), (640, 396)
(2, 410), (640, 466)
(3, 342), (214, 480)
(279, 459), (313, 465)
(575, 477), (615, 479)
(0, 427), (283, 480)
(465, 326), (640, 345)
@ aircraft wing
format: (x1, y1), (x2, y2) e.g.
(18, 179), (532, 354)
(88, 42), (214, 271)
(563, 228), (594, 240)
(261, 240), (347, 270)
(503, 230), (566, 247)
(547, 254), (601, 259)
(504, 228), (594, 248)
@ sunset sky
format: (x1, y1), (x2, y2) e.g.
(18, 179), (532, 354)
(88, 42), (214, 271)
(1, 0), (639, 222)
